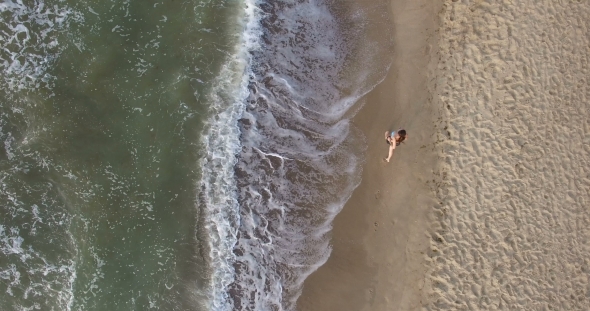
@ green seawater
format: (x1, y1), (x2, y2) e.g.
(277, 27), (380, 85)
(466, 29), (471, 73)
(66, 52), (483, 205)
(0, 0), (242, 310)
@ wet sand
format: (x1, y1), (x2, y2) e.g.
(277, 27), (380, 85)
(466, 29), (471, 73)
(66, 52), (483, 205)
(297, 0), (443, 310)
(298, 0), (590, 310)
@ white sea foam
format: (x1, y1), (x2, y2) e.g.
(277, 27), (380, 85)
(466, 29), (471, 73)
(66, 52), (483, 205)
(0, 0), (81, 92)
(0, 129), (78, 310)
(0, 221), (76, 310)
(199, 0), (261, 310)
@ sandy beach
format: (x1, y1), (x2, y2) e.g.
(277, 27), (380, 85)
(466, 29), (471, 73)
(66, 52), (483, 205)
(298, 0), (590, 310)
(297, 0), (443, 310)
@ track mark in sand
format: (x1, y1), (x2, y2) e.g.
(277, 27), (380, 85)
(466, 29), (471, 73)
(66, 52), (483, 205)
(426, 1), (590, 310)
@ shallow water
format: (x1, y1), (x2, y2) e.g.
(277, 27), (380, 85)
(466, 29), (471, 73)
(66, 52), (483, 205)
(0, 0), (238, 309)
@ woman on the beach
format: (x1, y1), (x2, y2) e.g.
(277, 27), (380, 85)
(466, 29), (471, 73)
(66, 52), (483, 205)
(384, 129), (407, 162)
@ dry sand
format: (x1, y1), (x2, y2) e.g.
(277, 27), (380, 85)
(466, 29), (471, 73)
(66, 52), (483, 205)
(427, 0), (590, 310)
(298, 0), (590, 310)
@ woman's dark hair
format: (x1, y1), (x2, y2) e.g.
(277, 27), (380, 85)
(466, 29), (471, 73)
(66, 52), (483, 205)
(398, 129), (407, 143)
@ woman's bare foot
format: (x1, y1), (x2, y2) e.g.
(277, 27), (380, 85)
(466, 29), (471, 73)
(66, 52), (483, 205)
(384, 131), (389, 140)
(383, 157), (389, 163)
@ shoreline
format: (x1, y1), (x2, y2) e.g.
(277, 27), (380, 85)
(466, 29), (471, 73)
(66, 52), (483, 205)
(296, 0), (443, 310)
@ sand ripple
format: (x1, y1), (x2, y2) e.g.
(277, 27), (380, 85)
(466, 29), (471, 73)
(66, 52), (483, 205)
(427, 1), (590, 310)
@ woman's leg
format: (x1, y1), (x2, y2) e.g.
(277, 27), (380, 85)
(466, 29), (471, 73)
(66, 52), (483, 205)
(385, 144), (394, 162)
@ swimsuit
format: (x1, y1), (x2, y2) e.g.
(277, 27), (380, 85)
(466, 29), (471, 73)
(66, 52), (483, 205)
(386, 130), (402, 146)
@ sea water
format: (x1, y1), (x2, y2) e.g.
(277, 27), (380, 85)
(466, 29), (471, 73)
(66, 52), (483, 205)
(0, 0), (392, 310)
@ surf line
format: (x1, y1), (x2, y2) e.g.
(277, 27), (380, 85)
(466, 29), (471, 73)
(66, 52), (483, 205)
(198, 0), (262, 310)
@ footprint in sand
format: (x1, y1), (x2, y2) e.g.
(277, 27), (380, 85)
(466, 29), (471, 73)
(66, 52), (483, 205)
(375, 190), (381, 200)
